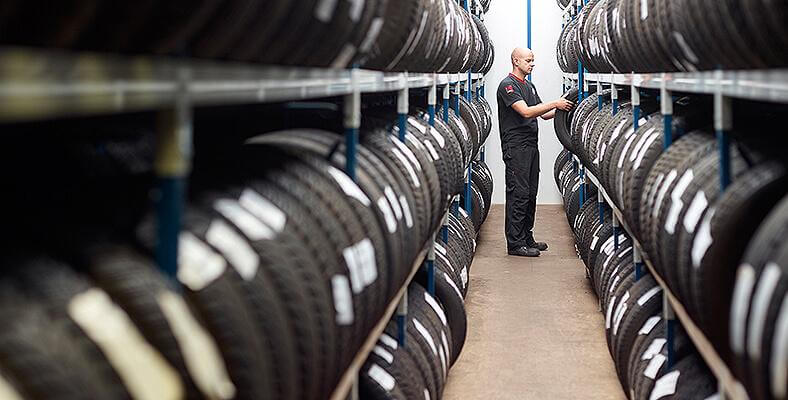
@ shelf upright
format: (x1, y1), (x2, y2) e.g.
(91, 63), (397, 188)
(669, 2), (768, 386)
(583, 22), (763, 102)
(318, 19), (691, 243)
(344, 68), (361, 181)
(154, 68), (192, 283)
(426, 76), (438, 296)
(661, 73), (674, 149)
(396, 72), (410, 346)
(714, 70), (732, 191)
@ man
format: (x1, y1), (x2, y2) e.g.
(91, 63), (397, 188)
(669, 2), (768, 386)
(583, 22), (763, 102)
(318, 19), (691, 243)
(497, 47), (573, 257)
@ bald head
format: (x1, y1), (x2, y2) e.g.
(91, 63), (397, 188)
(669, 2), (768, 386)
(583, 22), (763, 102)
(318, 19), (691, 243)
(511, 48), (535, 76)
(511, 48), (533, 65)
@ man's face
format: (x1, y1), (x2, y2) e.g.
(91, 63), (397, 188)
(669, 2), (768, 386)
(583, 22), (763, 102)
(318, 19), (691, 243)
(517, 54), (535, 75)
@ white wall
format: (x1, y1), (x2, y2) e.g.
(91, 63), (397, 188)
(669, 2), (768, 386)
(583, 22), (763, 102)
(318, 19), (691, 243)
(482, 0), (564, 204)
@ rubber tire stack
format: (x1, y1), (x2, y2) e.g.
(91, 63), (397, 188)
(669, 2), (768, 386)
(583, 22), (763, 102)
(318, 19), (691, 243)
(0, 0), (495, 73)
(554, 87), (788, 399)
(556, 0), (788, 73)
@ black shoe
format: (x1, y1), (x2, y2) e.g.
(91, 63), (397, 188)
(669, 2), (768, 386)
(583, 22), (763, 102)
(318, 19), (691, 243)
(508, 246), (540, 257)
(527, 241), (548, 251)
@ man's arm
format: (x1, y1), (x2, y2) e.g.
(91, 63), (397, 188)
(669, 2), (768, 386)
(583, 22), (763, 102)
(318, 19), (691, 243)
(511, 100), (558, 119)
(540, 110), (556, 120)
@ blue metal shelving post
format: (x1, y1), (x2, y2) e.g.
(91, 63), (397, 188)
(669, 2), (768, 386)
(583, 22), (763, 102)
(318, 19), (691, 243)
(611, 77), (619, 114)
(344, 69), (360, 181)
(715, 72), (732, 192)
(661, 74), (673, 149)
(597, 80), (603, 111)
(634, 244), (644, 281)
(443, 81), (450, 123)
(632, 81), (641, 131)
(155, 69), (191, 284)
(597, 191), (605, 224)
(426, 75), (437, 296)
(397, 73), (408, 142)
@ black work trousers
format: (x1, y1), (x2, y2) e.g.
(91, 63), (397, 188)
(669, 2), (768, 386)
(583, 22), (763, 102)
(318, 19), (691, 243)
(504, 144), (539, 250)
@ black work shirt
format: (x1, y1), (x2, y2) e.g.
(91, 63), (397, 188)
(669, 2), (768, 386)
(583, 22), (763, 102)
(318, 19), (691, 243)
(497, 73), (543, 147)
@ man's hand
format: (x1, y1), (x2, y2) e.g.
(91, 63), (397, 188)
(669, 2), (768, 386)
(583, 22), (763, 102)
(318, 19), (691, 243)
(553, 97), (574, 111)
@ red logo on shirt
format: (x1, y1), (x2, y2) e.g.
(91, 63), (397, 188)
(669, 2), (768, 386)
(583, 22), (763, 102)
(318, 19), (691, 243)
(505, 85), (514, 94)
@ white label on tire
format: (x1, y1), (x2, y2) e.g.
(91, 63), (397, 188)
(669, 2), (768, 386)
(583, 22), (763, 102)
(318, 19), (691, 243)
(376, 196), (398, 234)
(613, 302), (628, 335)
(605, 295), (617, 329)
(372, 346), (394, 364)
(0, 373), (21, 400)
(638, 287), (662, 306)
(639, 316), (661, 335)
(379, 333), (398, 350)
(770, 295), (788, 398)
(349, 0), (364, 21)
(649, 370), (679, 400)
(424, 388), (431, 400)
(327, 165), (371, 206)
(343, 238), (378, 293)
(428, 126), (446, 148)
(359, 18), (384, 52)
(331, 275), (354, 325)
(444, 272), (464, 303)
(633, 130), (660, 170)
(629, 127), (657, 164)
(644, 354), (666, 379)
(691, 207), (715, 268)
(653, 170), (678, 219)
(731, 264), (756, 354)
(399, 195), (414, 228)
(214, 199), (275, 241)
(664, 168), (694, 234)
(424, 140), (440, 161)
(238, 189), (287, 233)
(178, 233), (227, 291)
(640, 0), (648, 20)
(391, 136), (423, 172)
(69, 288), (183, 400)
(367, 364), (395, 392)
(642, 338), (667, 360)
(390, 147), (421, 188)
(206, 220), (259, 281)
(315, 0), (338, 22)
(609, 275), (621, 294)
(617, 134), (639, 168)
(157, 292), (236, 399)
(590, 235), (601, 251)
(437, 340), (448, 378)
(672, 31), (700, 66)
(413, 319), (438, 356)
(682, 190), (708, 233)
(440, 331), (450, 376)
(383, 187), (403, 221)
(610, 118), (628, 141)
(424, 292), (448, 327)
(747, 263), (782, 359)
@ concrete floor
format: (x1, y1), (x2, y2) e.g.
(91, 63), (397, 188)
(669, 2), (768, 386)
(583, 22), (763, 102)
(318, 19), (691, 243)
(443, 204), (626, 400)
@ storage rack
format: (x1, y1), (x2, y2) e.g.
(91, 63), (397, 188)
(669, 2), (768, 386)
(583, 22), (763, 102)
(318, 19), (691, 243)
(560, 2), (788, 399)
(0, 11), (490, 394)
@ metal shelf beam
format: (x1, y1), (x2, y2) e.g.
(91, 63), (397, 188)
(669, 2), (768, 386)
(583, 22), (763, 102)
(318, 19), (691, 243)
(563, 70), (788, 103)
(0, 47), (483, 122)
(583, 169), (749, 400)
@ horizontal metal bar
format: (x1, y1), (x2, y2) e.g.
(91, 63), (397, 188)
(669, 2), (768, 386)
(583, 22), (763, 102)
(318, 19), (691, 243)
(0, 47), (483, 122)
(562, 70), (788, 103)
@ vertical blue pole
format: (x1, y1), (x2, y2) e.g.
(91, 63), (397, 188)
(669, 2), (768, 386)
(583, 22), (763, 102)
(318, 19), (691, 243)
(715, 87), (732, 192)
(345, 129), (358, 181)
(345, 69), (360, 181)
(661, 77), (673, 150)
(634, 245), (644, 281)
(156, 177), (183, 280)
(155, 78), (191, 283)
(527, 0), (532, 81)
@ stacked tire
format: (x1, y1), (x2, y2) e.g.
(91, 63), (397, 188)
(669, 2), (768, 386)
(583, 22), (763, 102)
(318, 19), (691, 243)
(0, 0), (495, 73)
(0, 91), (495, 400)
(556, 0), (788, 73)
(555, 87), (788, 399)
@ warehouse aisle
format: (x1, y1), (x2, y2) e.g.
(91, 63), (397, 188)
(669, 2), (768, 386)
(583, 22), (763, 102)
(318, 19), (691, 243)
(442, 204), (625, 400)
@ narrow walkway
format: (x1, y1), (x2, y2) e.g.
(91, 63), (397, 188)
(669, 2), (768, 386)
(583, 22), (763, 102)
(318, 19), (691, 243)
(443, 204), (626, 400)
